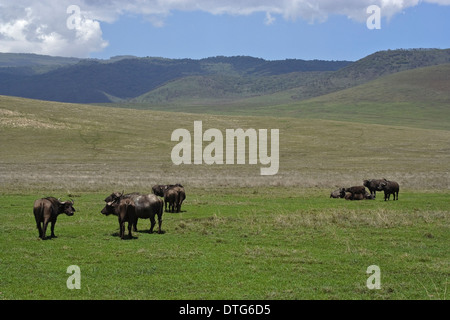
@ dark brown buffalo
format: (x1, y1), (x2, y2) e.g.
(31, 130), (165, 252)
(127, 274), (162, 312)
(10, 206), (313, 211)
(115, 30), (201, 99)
(33, 197), (75, 239)
(363, 179), (386, 198)
(330, 188), (345, 198)
(101, 198), (136, 239)
(344, 186), (367, 200)
(344, 192), (375, 200)
(163, 185), (186, 212)
(174, 186), (186, 212)
(378, 180), (400, 201)
(152, 185), (167, 197)
(152, 184), (184, 197)
(104, 192), (164, 233)
(164, 187), (178, 213)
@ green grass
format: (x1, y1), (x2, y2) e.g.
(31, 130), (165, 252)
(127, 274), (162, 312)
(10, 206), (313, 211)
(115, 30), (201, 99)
(0, 95), (449, 300)
(1, 188), (448, 300)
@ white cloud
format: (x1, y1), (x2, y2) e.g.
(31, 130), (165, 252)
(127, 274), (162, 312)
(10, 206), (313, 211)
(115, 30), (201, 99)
(0, 1), (107, 57)
(0, 0), (448, 57)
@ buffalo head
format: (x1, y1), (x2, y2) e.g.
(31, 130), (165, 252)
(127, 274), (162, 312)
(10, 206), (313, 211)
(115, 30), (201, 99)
(101, 201), (117, 216)
(59, 199), (75, 216)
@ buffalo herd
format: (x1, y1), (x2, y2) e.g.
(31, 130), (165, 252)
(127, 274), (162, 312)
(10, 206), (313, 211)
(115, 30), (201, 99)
(33, 184), (185, 240)
(330, 178), (400, 201)
(33, 178), (400, 240)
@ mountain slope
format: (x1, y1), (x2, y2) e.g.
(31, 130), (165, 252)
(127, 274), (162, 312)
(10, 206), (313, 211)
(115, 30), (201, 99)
(0, 54), (351, 103)
(122, 63), (450, 130)
(130, 48), (450, 107)
(131, 71), (329, 105)
(268, 63), (450, 130)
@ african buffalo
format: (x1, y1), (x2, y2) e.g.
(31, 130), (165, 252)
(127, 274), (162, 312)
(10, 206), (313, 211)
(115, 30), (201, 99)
(33, 197), (75, 239)
(344, 192), (375, 200)
(104, 192), (164, 233)
(172, 185), (186, 212)
(152, 184), (184, 197)
(363, 179), (385, 198)
(344, 186), (367, 200)
(330, 188), (345, 198)
(101, 198), (136, 239)
(378, 180), (400, 201)
(152, 185), (166, 197)
(164, 187), (178, 213)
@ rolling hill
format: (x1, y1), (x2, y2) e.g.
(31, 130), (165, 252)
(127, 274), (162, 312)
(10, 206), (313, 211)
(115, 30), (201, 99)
(1, 48), (449, 105)
(0, 54), (350, 103)
(122, 48), (450, 108)
(112, 63), (450, 131)
(1, 94), (449, 193)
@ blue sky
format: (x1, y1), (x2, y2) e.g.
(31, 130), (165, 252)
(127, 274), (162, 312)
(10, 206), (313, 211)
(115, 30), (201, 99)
(1, 1), (449, 61)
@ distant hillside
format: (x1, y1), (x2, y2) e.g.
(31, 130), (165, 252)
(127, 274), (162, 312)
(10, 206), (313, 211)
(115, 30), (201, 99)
(0, 54), (350, 103)
(251, 63), (450, 130)
(121, 63), (450, 131)
(131, 72), (328, 105)
(0, 49), (449, 106)
(0, 53), (81, 76)
(129, 48), (450, 106)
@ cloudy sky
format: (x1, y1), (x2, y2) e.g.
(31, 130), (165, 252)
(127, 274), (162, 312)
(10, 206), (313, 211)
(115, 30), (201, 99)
(0, 0), (449, 61)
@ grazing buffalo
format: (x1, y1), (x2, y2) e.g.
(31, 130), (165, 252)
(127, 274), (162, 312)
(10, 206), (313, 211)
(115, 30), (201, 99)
(344, 186), (367, 200)
(164, 187), (178, 213)
(172, 185), (186, 212)
(33, 197), (75, 239)
(363, 179), (386, 198)
(104, 192), (164, 233)
(152, 184), (184, 197)
(378, 180), (400, 201)
(330, 188), (345, 198)
(101, 198), (136, 239)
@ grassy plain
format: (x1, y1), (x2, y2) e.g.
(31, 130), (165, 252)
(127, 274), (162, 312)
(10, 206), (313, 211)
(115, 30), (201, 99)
(1, 95), (449, 193)
(0, 95), (449, 300)
(1, 188), (449, 300)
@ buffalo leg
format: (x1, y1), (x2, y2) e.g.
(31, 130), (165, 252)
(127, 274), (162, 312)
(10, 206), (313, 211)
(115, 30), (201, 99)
(133, 218), (138, 232)
(157, 216), (163, 234)
(149, 216), (156, 233)
(127, 222), (133, 239)
(42, 219), (50, 239)
(119, 221), (125, 239)
(50, 219), (57, 238)
(36, 221), (43, 239)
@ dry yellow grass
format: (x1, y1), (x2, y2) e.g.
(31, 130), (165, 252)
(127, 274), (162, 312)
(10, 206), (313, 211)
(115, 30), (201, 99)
(0, 95), (449, 193)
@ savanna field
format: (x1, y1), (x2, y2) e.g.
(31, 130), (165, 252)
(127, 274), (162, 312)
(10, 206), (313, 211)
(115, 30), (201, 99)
(0, 92), (449, 301)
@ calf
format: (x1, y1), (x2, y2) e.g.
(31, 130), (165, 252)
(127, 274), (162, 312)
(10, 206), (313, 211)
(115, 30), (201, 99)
(101, 198), (136, 239)
(33, 197), (75, 239)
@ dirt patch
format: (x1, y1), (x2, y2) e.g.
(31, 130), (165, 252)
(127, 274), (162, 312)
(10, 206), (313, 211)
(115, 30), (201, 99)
(0, 108), (68, 129)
